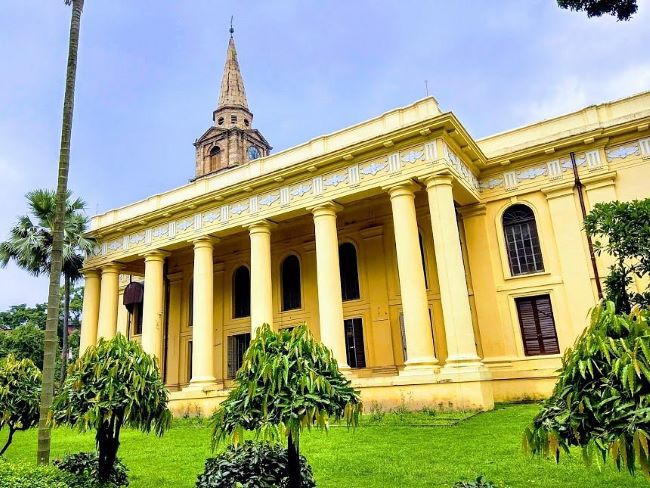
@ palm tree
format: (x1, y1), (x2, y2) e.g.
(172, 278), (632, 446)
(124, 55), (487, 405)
(0, 189), (94, 382)
(40, 0), (84, 465)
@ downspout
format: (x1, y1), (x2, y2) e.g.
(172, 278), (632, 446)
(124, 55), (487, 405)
(570, 151), (604, 300)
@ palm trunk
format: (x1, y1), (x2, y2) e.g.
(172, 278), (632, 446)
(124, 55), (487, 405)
(287, 430), (301, 488)
(37, 0), (84, 465)
(60, 274), (71, 384)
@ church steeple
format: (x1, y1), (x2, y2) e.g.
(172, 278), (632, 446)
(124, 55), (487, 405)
(194, 25), (271, 179)
(216, 36), (249, 112)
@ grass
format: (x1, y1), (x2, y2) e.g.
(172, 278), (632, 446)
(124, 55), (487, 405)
(2, 403), (648, 487)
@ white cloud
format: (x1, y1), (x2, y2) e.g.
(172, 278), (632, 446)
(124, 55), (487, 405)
(513, 63), (650, 123)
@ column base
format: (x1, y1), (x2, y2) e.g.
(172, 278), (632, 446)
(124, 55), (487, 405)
(399, 359), (441, 378)
(440, 357), (490, 381)
(184, 377), (221, 393)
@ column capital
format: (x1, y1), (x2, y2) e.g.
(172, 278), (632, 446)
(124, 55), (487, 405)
(308, 201), (343, 218)
(422, 171), (454, 189)
(246, 219), (276, 235)
(81, 268), (101, 278)
(100, 263), (124, 275)
(191, 236), (219, 248)
(141, 249), (171, 262)
(383, 179), (419, 199)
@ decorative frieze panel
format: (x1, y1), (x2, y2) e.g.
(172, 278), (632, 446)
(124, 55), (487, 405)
(90, 137), (481, 263)
(606, 142), (640, 160)
(479, 135), (648, 194)
(441, 142), (480, 191)
(480, 152), (588, 192)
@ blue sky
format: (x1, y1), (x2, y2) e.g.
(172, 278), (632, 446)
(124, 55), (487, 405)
(1, 0), (649, 309)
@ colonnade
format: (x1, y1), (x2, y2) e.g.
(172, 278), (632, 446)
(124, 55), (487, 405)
(79, 173), (483, 386)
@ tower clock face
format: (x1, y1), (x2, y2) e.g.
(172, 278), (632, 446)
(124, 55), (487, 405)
(247, 145), (261, 160)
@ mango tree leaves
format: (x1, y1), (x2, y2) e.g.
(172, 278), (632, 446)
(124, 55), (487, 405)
(211, 324), (362, 448)
(524, 303), (650, 478)
(50, 333), (172, 436)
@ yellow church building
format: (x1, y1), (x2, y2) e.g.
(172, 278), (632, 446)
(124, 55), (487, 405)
(79, 33), (650, 415)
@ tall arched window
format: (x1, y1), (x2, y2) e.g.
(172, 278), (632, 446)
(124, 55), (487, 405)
(339, 242), (360, 301)
(281, 255), (301, 311)
(232, 266), (251, 318)
(503, 204), (544, 276)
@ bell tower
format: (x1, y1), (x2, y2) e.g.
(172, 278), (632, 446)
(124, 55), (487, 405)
(194, 26), (271, 178)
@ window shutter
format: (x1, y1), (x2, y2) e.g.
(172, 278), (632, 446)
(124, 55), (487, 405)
(515, 295), (560, 356)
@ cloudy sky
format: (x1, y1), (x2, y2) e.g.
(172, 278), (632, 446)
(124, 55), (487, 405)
(0, 0), (648, 309)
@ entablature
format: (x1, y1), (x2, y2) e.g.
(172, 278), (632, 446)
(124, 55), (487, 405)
(85, 133), (482, 268)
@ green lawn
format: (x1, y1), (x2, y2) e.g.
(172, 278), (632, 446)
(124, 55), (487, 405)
(2, 403), (648, 487)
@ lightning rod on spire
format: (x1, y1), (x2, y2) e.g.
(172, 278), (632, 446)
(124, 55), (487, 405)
(230, 16), (234, 37)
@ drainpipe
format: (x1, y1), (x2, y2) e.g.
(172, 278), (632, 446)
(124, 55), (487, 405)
(570, 151), (604, 300)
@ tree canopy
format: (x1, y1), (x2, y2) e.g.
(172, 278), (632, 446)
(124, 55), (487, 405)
(51, 334), (171, 480)
(584, 199), (650, 312)
(524, 303), (650, 477)
(557, 0), (638, 20)
(211, 323), (362, 487)
(212, 324), (362, 446)
(0, 354), (41, 455)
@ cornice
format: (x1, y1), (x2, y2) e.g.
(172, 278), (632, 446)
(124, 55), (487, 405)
(89, 114), (480, 238)
(484, 116), (650, 168)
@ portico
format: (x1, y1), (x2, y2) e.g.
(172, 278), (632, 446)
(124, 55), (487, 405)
(78, 31), (650, 415)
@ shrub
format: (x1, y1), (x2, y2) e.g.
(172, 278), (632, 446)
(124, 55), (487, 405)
(0, 458), (73, 488)
(453, 476), (497, 488)
(0, 324), (45, 368)
(196, 441), (315, 488)
(54, 452), (128, 487)
(0, 354), (41, 455)
(211, 324), (361, 486)
(51, 334), (171, 482)
(524, 303), (650, 477)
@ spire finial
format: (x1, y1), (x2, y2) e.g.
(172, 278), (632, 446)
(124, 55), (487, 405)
(229, 16), (234, 37)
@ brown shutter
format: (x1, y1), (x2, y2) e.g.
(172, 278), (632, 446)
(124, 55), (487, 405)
(515, 295), (560, 356)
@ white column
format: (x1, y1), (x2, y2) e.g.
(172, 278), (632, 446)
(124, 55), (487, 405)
(311, 202), (349, 369)
(141, 251), (169, 361)
(187, 237), (217, 389)
(387, 182), (438, 374)
(425, 174), (482, 370)
(248, 221), (274, 335)
(97, 264), (122, 340)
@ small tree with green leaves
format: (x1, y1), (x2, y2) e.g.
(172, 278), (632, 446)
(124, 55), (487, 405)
(51, 334), (172, 482)
(0, 354), (41, 455)
(211, 324), (362, 487)
(524, 302), (650, 478)
(584, 199), (650, 313)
